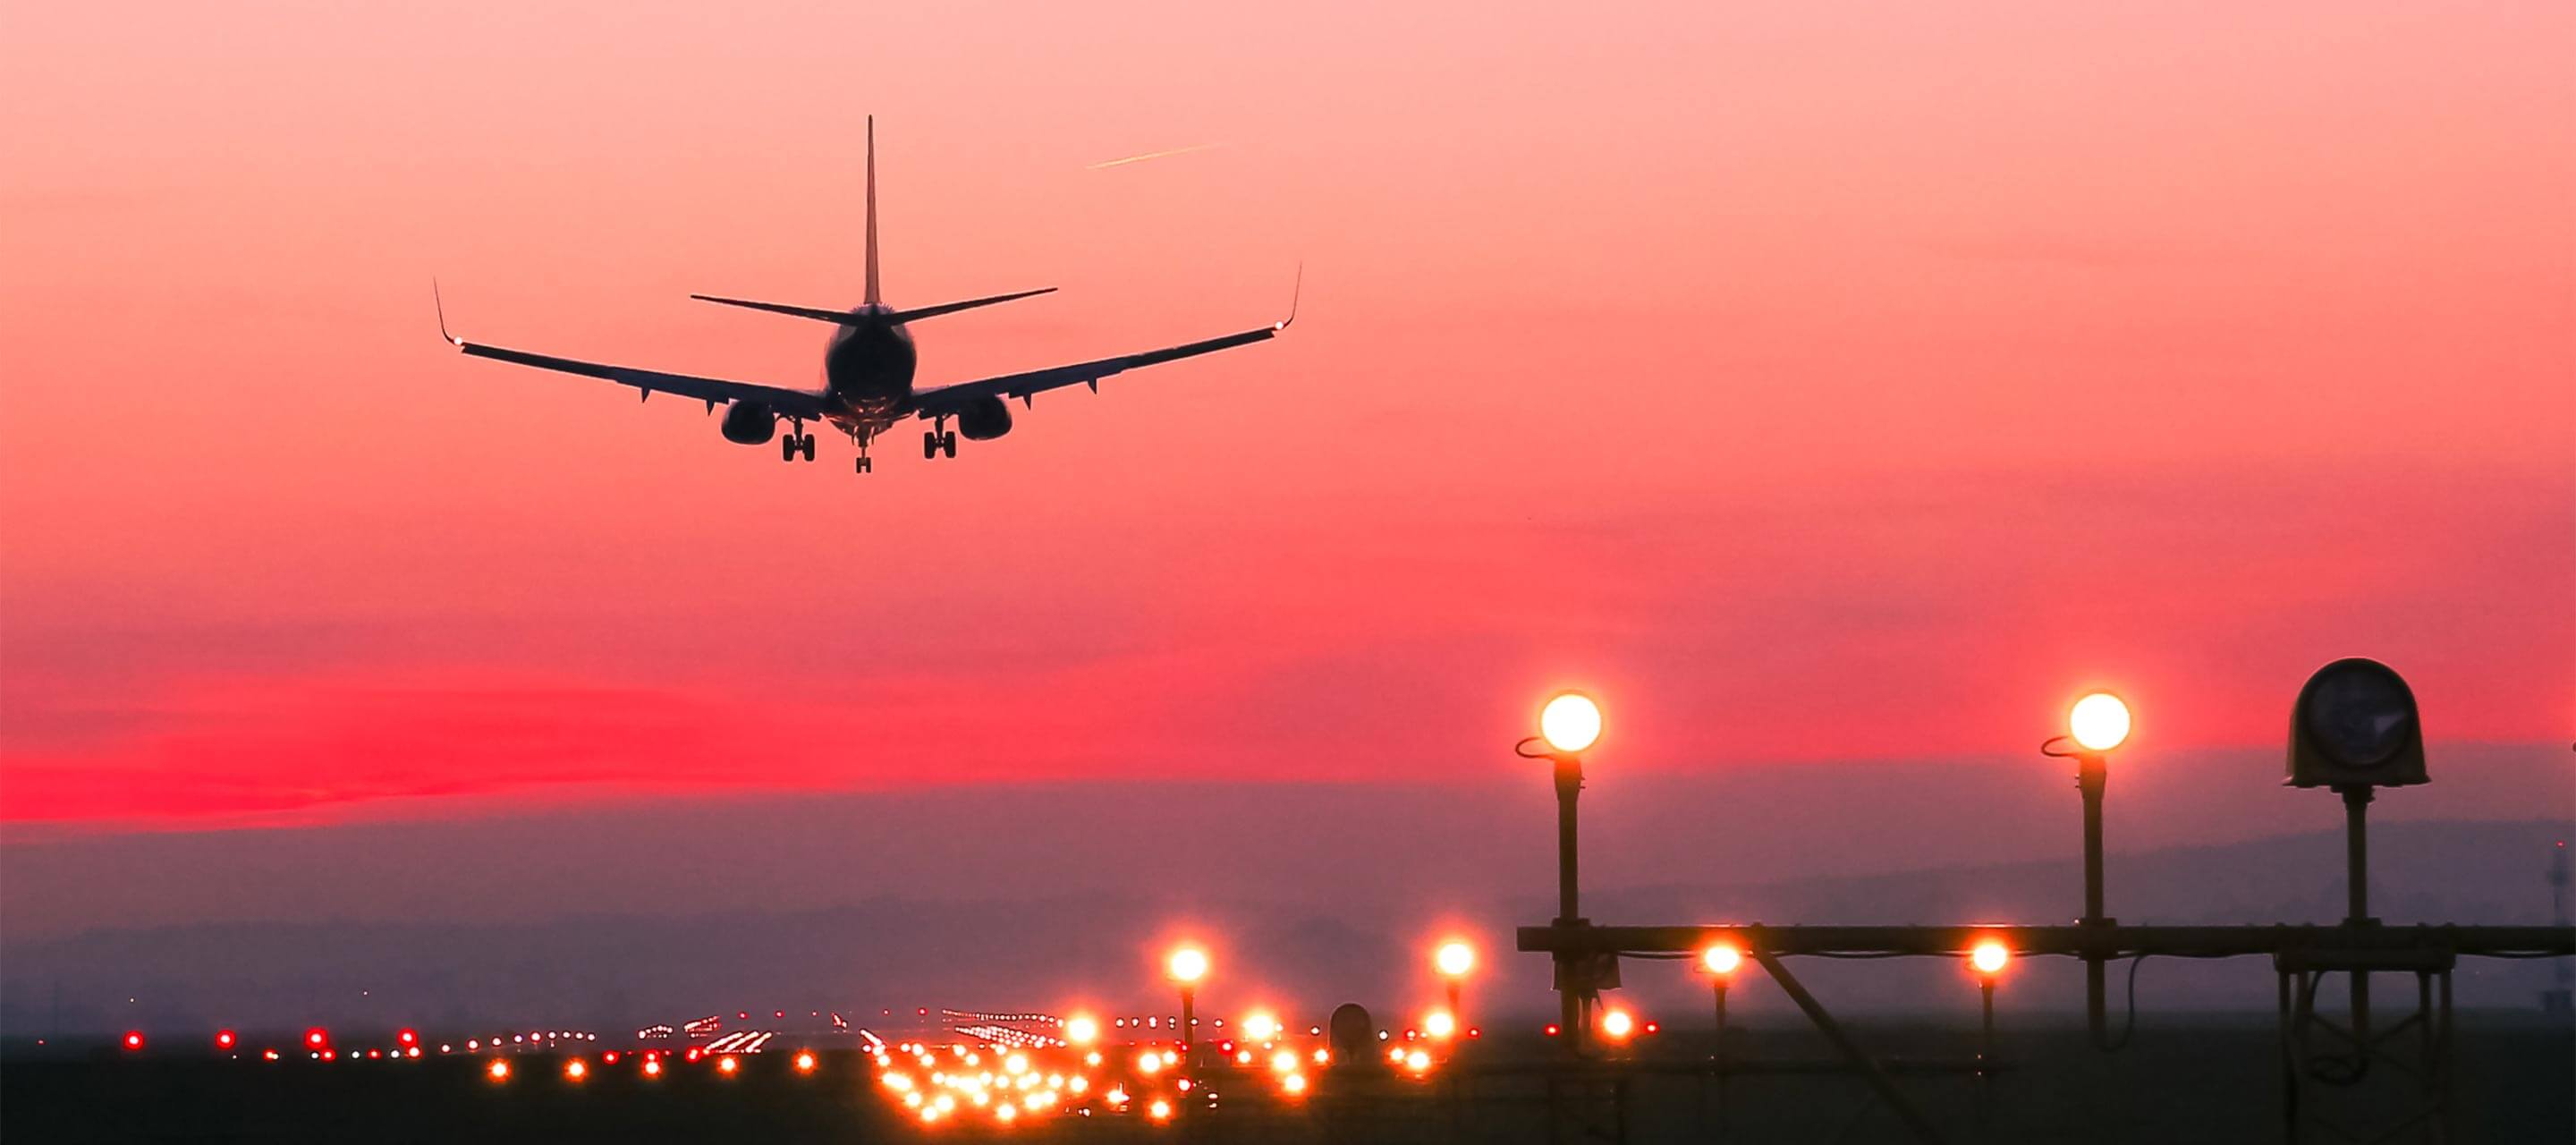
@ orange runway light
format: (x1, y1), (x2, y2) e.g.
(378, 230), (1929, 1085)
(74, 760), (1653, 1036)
(1970, 939), (2012, 977)
(1436, 940), (1477, 979)
(487, 1058), (511, 1081)
(718, 1055), (739, 1075)
(564, 1058), (588, 1081)
(1702, 943), (1743, 976)
(643, 1058), (664, 1078)
(795, 1050), (818, 1073)
(1600, 1010), (1635, 1040)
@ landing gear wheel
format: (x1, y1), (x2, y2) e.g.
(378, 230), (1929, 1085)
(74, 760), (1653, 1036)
(924, 430), (939, 460)
(939, 430), (958, 459)
(800, 435), (817, 462)
(781, 434), (798, 462)
(855, 456), (873, 474)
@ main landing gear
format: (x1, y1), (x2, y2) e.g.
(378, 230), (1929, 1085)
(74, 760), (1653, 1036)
(923, 428), (957, 460)
(779, 430), (816, 462)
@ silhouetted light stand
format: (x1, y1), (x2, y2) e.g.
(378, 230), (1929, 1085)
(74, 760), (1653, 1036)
(1699, 943), (1741, 1132)
(2043, 691), (2131, 1050)
(1165, 946), (1208, 1128)
(1521, 691), (1603, 1056)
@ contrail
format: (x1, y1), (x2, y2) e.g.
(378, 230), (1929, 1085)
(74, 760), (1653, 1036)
(1086, 142), (1224, 170)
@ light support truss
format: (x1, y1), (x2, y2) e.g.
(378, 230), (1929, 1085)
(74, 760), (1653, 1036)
(1517, 922), (2574, 1145)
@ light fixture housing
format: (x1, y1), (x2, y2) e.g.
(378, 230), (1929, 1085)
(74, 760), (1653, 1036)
(2287, 657), (2425, 789)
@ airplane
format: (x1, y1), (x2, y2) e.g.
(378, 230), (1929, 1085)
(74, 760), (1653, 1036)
(436, 117), (1293, 475)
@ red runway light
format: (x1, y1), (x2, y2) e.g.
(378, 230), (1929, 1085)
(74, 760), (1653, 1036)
(397, 1028), (419, 1047)
(123, 1030), (145, 1051)
(1543, 1024), (1561, 1037)
(216, 1030), (237, 1050)
(305, 1028), (329, 1049)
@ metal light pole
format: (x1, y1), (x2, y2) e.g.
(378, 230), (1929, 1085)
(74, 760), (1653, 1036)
(1701, 943), (1741, 1133)
(1970, 940), (2009, 1122)
(1523, 691), (1602, 1056)
(1436, 940), (1475, 1035)
(1166, 946), (1208, 1119)
(2049, 691), (2131, 1048)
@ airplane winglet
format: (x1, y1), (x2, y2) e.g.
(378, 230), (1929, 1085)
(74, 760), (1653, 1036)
(1274, 262), (1301, 332)
(433, 280), (462, 347)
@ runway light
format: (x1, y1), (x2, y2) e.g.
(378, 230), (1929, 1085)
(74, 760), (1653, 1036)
(1436, 939), (1477, 979)
(1970, 939), (2012, 977)
(1403, 1048), (1431, 1072)
(796, 1051), (818, 1073)
(1148, 1098), (1174, 1122)
(1544, 1023), (1561, 1037)
(718, 1056), (739, 1075)
(1701, 942), (1743, 976)
(1600, 1010), (1635, 1040)
(216, 1030), (237, 1051)
(1065, 1015), (1098, 1045)
(487, 1059), (511, 1081)
(396, 1028), (418, 1047)
(305, 1028), (329, 1049)
(1283, 1072), (1307, 1095)
(1540, 691), (1603, 754)
(2069, 692), (2131, 753)
(644, 1058), (663, 1078)
(1425, 1011), (1457, 1039)
(1241, 1011), (1278, 1041)
(1167, 946), (1209, 984)
(564, 1058), (588, 1081)
(123, 1030), (144, 1052)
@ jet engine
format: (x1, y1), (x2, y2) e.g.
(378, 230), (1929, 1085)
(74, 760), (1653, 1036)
(719, 401), (777, 445)
(957, 395), (1013, 440)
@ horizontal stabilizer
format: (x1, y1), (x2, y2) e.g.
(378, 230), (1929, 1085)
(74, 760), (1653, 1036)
(690, 286), (1056, 327)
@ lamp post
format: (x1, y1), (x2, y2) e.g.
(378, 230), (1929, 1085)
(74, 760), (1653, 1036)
(1436, 940), (1476, 1034)
(2046, 691), (2130, 1046)
(1521, 691), (1602, 1054)
(1166, 946), (1208, 1107)
(1700, 942), (1742, 1131)
(1970, 939), (2010, 1119)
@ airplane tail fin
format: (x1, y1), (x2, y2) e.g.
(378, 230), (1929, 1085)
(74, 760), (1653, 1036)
(864, 115), (882, 306)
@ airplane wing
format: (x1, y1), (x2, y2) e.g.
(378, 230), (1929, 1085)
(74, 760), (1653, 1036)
(906, 278), (1297, 419)
(437, 287), (834, 419)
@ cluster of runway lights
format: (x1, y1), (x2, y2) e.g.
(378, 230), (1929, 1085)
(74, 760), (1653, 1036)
(862, 942), (1509, 1132)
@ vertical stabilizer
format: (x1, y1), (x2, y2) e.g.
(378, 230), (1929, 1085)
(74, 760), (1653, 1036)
(864, 115), (882, 306)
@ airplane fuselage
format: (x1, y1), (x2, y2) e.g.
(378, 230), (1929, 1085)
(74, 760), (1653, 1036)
(823, 306), (917, 420)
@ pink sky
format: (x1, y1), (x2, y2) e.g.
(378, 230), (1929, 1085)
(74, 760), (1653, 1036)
(2, 2), (2569, 832)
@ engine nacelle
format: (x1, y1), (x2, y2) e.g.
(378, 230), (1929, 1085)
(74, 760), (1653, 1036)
(719, 401), (776, 445)
(957, 395), (1013, 441)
